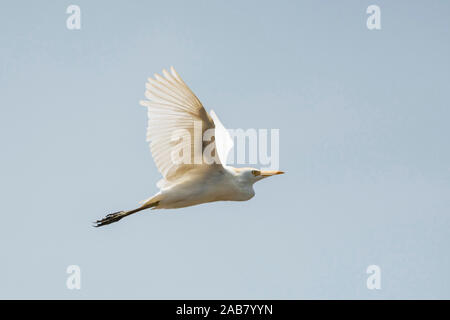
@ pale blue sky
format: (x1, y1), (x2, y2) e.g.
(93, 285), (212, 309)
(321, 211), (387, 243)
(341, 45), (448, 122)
(0, 0), (449, 299)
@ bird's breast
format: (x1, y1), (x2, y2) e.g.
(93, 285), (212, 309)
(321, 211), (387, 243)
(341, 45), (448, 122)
(157, 168), (255, 208)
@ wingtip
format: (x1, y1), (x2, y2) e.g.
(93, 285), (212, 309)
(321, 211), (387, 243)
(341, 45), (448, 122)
(139, 100), (149, 107)
(170, 66), (183, 82)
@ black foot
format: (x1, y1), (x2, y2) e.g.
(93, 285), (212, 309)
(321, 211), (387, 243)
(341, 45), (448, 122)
(94, 211), (126, 227)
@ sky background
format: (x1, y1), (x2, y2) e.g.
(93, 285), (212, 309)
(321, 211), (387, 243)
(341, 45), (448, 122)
(0, 0), (449, 299)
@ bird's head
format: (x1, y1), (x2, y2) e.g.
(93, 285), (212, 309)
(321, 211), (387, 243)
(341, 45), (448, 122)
(234, 167), (285, 184)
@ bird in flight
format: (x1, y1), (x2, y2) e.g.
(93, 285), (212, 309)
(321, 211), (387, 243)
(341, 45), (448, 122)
(95, 67), (284, 227)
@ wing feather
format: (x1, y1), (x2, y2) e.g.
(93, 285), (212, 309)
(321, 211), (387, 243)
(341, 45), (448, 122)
(140, 67), (221, 182)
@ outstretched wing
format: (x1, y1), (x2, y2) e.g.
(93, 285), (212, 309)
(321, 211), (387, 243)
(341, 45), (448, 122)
(209, 110), (234, 165)
(140, 67), (228, 182)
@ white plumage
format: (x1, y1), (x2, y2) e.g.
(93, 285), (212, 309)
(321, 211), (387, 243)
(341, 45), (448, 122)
(95, 67), (283, 227)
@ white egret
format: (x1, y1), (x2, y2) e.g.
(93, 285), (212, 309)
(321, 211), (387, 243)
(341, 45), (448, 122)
(95, 67), (283, 227)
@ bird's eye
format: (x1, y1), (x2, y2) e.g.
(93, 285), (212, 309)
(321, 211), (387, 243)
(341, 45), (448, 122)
(251, 170), (260, 176)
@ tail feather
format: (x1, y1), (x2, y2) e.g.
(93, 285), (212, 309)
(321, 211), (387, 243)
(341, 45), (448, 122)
(94, 201), (160, 227)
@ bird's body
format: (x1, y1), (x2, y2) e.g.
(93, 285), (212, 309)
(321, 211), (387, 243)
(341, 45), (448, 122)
(95, 67), (283, 227)
(147, 166), (255, 210)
